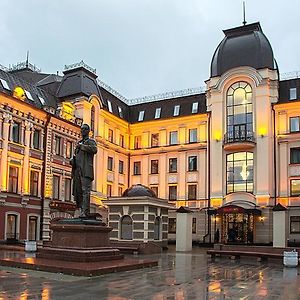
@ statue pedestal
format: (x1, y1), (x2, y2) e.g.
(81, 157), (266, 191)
(38, 222), (123, 262)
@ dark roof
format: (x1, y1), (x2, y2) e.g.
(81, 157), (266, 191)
(211, 22), (275, 77)
(9, 68), (49, 84)
(0, 68), (57, 109)
(129, 93), (206, 123)
(278, 78), (300, 104)
(122, 184), (157, 198)
(272, 203), (287, 211)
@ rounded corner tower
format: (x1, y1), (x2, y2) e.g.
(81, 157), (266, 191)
(210, 22), (276, 78)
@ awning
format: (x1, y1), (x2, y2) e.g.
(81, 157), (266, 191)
(209, 204), (261, 216)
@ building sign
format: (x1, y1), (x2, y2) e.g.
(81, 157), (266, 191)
(49, 200), (76, 212)
(217, 205), (245, 214)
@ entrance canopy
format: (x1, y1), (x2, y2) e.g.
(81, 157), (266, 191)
(209, 201), (261, 216)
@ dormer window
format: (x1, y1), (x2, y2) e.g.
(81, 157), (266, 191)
(0, 78), (10, 90)
(173, 105), (180, 116)
(25, 90), (34, 101)
(38, 96), (45, 105)
(192, 102), (198, 114)
(138, 111), (145, 121)
(290, 88), (297, 100)
(107, 100), (113, 113)
(118, 106), (123, 118)
(155, 108), (161, 119)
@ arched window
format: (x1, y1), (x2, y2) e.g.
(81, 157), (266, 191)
(226, 82), (253, 142)
(120, 215), (133, 240)
(227, 152), (253, 193)
(91, 105), (95, 135)
(154, 216), (161, 240)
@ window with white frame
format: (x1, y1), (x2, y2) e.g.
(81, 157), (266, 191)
(25, 90), (34, 101)
(155, 107), (161, 119)
(189, 128), (197, 143)
(290, 117), (300, 133)
(290, 88), (297, 100)
(151, 133), (159, 147)
(118, 106), (123, 118)
(0, 78), (10, 90)
(169, 131), (178, 145)
(188, 156), (197, 171)
(30, 170), (39, 197)
(192, 102), (198, 114)
(173, 105), (180, 116)
(107, 100), (113, 112)
(169, 185), (177, 200)
(138, 110), (145, 121)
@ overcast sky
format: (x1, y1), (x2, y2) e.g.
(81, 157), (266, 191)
(0, 0), (299, 99)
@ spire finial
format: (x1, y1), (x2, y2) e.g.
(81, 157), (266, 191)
(26, 51), (29, 68)
(242, 1), (247, 26)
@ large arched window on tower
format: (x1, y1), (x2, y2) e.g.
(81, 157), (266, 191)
(120, 215), (133, 240)
(226, 82), (253, 143)
(227, 152), (253, 193)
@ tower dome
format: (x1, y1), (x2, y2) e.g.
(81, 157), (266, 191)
(122, 184), (157, 198)
(211, 22), (276, 78)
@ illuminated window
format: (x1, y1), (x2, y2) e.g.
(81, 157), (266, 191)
(169, 185), (177, 200)
(108, 129), (114, 143)
(151, 133), (159, 147)
(189, 128), (197, 143)
(173, 105), (180, 116)
(188, 156), (197, 171)
(168, 218), (176, 233)
(138, 111), (145, 121)
(118, 106), (123, 118)
(192, 102), (198, 114)
(291, 179), (300, 196)
(107, 100), (113, 113)
(65, 178), (72, 202)
(169, 158), (177, 173)
(150, 186), (158, 197)
(188, 185), (197, 200)
(134, 136), (141, 149)
(30, 171), (39, 197)
(169, 131), (178, 145)
(53, 175), (60, 199)
(290, 88), (297, 100)
(119, 160), (124, 174)
(290, 216), (300, 233)
(133, 161), (141, 175)
(151, 160), (159, 174)
(12, 122), (21, 143)
(290, 117), (300, 133)
(290, 148), (300, 164)
(8, 166), (18, 193)
(66, 141), (73, 159)
(0, 78), (10, 90)
(155, 108), (161, 119)
(107, 157), (113, 171)
(119, 134), (124, 147)
(227, 152), (253, 193)
(33, 129), (40, 149)
(226, 82), (253, 142)
(107, 184), (112, 197)
(25, 90), (34, 101)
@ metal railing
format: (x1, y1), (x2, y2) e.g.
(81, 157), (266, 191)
(224, 130), (255, 144)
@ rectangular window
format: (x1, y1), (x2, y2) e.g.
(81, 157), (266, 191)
(150, 186), (158, 197)
(30, 171), (39, 197)
(151, 160), (159, 174)
(0, 78), (10, 90)
(66, 141), (73, 159)
(25, 90), (34, 101)
(119, 160), (124, 174)
(168, 218), (176, 233)
(169, 131), (178, 145)
(169, 185), (177, 200)
(55, 136), (62, 155)
(65, 178), (72, 202)
(108, 129), (114, 143)
(188, 184), (197, 200)
(169, 158), (177, 173)
(107, 100), (113, 113)
(53, 175), (60, 199)
(189, 128), (197, 143)
(290, 117), (300, 133)
(134, 136), (141, 149)
(118, 106), (123, 118)
(38, 96), (45, 105)
(107, 184), (112, 197)
(173, 105), (180, 116)
(133, 161), (141, 175)
(119, 134), (124, 147)
(290, 88), (297, 100)
(290, 216), (300, 233)
(107, 157), (113, 171)
(192, 218), (196, 233)
(155, 107), (161, 119)
(8, 166), (18, 193)
(291, 179), (300, 196)
(151, 133), (159, 147)
(188, 156), (197, 171)
(12, 122), (20, 143)
(192, 102), (198, 114)
(33, 129), (40, 149)
(138, 111), (145, 121)
(290, 148), (300, 164)
(118, 186), (123, 196)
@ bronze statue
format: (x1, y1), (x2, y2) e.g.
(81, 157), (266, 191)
(70, 124), (97, 218)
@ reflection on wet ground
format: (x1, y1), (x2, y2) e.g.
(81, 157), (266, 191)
(1, 247), (300, 299)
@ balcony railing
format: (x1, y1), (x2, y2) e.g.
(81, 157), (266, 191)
(224, 130), (255, 144)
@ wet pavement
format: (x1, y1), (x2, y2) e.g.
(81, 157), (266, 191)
(1, 247), (300, 299)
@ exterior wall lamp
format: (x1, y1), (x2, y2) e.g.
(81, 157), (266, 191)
(258, 127), (267, 138)
(259, 216), (265, 223)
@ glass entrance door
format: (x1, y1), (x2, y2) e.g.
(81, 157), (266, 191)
(6, 214), (18, 241)
(28, 216), (38, 241)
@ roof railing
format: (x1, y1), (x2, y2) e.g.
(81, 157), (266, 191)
(0, 64), (8, 72)
(280, 71), (300, 80)
(64, 60), (96, 75)
(97, 79), (128, 103)
(8, 61), (41, 73)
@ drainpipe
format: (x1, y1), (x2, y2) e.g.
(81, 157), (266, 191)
(207, 112), (211, 243)
(272, 104), (277, 206)
(40, 114), (51, 241)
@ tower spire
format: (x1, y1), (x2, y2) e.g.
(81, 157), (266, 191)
(242, 1), (247, 26)
(26, 51), (29, 68)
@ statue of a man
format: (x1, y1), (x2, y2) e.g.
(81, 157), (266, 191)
(70, 124), (97, 218)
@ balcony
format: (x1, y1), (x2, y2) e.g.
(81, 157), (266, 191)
(223, 130), (255, 151)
